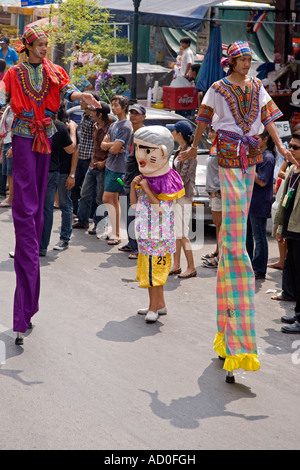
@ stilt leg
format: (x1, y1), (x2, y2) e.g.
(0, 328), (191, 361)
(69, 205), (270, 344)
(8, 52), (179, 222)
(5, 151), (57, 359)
(226, 370), (235, 383)
(15, 332), (23, 346)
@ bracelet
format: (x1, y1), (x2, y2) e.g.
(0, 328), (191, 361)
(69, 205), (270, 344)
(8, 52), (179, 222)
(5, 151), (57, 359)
(191, 144), (198, 149)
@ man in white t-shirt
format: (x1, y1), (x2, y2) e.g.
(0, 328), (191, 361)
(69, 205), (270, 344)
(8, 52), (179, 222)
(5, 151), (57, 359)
(180, 37), (194, 79)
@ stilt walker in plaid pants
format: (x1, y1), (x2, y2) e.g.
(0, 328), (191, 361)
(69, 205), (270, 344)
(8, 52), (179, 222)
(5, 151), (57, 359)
(180, 41), (297, 382)
(0, 25), (100, 346)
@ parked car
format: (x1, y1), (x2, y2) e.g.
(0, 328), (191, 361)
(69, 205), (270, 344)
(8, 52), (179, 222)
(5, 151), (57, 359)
(66, 105), (213, 223)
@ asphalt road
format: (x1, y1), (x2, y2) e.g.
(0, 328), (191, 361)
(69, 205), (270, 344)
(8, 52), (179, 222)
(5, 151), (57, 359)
(0, 205), (299, 450)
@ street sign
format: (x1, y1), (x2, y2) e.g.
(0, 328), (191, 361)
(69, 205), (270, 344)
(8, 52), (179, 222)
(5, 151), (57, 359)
(275, 121), (291, 138)
(21, 0), (61, 6)
(196, 9), (211, 55)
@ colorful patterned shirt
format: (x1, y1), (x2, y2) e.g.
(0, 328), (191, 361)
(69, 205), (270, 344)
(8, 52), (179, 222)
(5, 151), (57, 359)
(196, 77), (283, 169)
(0, 60), (79, 141)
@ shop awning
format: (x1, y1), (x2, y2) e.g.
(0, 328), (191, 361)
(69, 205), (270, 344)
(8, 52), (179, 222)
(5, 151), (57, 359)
(101, 0), (212, 31)
(161, 5), (275, 63)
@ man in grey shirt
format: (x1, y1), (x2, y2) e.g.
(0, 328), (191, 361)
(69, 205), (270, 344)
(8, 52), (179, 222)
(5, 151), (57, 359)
(101, 95), (133, 244)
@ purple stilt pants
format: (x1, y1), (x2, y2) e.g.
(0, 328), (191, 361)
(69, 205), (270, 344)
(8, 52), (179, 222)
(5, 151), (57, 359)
(12, 135), (51, 333)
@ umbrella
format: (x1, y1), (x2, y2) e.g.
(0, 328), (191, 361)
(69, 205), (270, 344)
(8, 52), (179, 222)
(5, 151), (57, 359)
(196, 24), (224, 93)
(23, 16), (58, 35)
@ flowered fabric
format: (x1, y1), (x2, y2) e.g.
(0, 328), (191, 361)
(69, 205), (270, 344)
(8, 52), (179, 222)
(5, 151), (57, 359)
(136, 189), (176, 257)
(135, 168), (184, 257)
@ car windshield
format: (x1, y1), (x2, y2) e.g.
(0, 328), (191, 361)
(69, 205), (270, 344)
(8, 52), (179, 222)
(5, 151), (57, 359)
(67, 106), (211, 150)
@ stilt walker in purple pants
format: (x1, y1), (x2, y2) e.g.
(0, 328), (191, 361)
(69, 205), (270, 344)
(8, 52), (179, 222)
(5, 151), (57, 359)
(0, 25), (101, 345)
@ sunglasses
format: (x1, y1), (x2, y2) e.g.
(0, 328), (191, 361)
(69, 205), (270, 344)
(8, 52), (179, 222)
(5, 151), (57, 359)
(289, 144), (300, 151)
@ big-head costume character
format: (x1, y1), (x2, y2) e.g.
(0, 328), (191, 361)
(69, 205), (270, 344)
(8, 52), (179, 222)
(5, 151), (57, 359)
(132, 126), (184, 320)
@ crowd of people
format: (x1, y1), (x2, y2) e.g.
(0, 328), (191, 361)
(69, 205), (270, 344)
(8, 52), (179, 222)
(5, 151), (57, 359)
(0, 27), (299, 383)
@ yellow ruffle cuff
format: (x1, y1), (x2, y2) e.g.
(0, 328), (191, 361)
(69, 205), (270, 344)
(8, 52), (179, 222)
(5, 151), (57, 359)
(135, 185), (185, 201)
(155, 188), (185, 201)
(214, 332), (260, 372)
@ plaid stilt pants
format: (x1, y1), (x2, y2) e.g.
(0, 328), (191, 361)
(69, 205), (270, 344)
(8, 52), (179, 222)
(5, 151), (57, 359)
(215, 165), (260, 372)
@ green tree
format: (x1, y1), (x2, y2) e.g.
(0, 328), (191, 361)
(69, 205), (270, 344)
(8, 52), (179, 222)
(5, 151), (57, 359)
(47, 0), (132, 98)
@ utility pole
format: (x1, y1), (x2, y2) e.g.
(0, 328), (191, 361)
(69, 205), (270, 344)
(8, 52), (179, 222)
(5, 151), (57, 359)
(131, 0), (142, 103)
(274, 0), (291, 61)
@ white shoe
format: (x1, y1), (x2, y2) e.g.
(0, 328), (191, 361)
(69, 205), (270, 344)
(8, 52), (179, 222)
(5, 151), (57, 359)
(137, 307), (167, 316)
(145, 311), (159, 322)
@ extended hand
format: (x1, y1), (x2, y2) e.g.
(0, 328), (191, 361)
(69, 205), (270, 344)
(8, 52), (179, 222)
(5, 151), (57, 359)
(81, 92), (102, 109)
(177, 146), (197, 161)
(279, 145), (299, 167)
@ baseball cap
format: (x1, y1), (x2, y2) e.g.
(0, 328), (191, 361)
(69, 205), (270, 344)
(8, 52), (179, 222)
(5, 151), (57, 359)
(129, 104), (146, 115)
(0, 37), (9, 45)
(167, 120), (193, 139)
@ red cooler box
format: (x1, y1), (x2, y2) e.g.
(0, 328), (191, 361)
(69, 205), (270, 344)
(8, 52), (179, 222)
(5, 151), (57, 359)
(163, 86), (198, 110)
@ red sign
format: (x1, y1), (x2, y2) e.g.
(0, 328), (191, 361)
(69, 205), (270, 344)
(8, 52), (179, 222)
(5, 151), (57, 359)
(163, 86), (198, 110)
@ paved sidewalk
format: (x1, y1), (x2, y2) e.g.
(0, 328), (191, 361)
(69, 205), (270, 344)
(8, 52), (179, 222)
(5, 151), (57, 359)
(0, 207), (299, 450)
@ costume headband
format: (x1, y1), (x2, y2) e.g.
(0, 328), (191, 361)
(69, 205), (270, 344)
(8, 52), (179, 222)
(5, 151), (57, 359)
(16, 25), (47, 53)
(220, 41), (252, 68)
(15, 25), (64, 86)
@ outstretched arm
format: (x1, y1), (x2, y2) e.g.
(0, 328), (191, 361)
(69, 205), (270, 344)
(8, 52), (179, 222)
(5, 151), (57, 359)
(178, 120), (208, 161)
(266, 121), (299, 166)
(70, 91), (102, 109)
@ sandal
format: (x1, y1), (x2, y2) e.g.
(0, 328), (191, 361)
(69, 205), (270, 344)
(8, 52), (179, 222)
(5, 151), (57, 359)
(271, 292), (284, 300)
(178, 270), (197, 278)
(201, 251), (217, 261)
(128, 251), (138, 259)
(169, 268), (182, 275)
(118, 244), (132, 252)
(202, 257), (218, 268)
(107, 238), (121, 245)
(271, 292), (294, 301)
